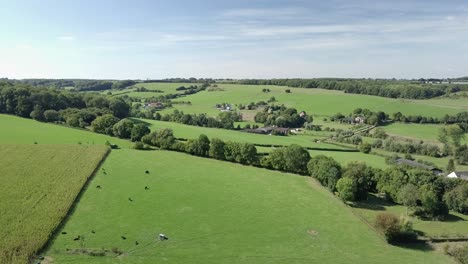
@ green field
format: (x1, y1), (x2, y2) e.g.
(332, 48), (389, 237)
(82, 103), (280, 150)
(144, 83), (468, 118)
(382, 123), (468, 144)
(0, 144), (108, 264)
(0, 114), (131, 148)
(44, 150), (453, 264)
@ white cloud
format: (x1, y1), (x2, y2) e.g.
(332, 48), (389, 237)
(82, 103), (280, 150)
(57, 36), (75, 41)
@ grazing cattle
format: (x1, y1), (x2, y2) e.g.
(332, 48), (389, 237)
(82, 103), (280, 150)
(159, 234), (168, 241)
(145, 170), (149, 174)
(91, 230), (95, 234)
(135, 241), (139, 245)
(121, 236), (126, 240)
(103, 171), (107, 175)
(61, 231), (67, 235)
(96, 185), (101, 189)
(145, 186), (149, 190)
(128, 197), (133, 202)
(73, 235), (81, 241)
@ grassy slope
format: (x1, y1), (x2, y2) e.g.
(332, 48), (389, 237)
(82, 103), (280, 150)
(45, 150), (452, 264)
(0, 145), (108, 264)
(152, 83), (467, 118)
(0, 114), (131, 147)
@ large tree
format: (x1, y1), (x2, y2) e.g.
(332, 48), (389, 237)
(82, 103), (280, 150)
(91, 114), (119, 135)
(112, 119), (134, 139)
(307, 155), (342, 191)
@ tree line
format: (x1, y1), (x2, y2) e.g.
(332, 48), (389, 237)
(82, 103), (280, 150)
(226, 78), (468, 99)
(0, 81), (131, 127)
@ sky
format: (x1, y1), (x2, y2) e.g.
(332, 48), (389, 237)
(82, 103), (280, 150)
(1, 0), (468, 79)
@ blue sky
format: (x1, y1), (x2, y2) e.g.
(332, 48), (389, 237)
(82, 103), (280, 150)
(1, 0), (468, 79)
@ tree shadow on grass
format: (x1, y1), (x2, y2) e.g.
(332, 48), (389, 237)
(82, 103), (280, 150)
(392, 242), (434, 252)
(129, 118), (153, 127)
(350, 194), (393, 211)
(443, 213), (465, 222)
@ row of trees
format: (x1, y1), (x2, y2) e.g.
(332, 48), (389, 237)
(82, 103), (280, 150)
(144, 110), (243, 130)
(230, 78), (468, 99)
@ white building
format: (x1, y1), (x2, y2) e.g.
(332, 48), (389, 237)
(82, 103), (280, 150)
(446, 171), (468, 181)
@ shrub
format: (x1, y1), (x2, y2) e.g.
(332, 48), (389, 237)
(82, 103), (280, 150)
(359, 142), (372, 154)
(133, 142), (145, 150)
(375, 213), (417, 243)
(445, 243), (468, 264)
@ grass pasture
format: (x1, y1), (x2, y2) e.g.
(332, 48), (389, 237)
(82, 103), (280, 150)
(0, 144), (109, 264)
(382, 123), (468, 144)
(0, 114), (132, 148)
(44, 150), (453, 264)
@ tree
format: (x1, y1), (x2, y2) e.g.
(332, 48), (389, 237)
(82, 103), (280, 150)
(209, 138), (225, 160)
(267, 147), (286, 171)
(30, 105), (44, 121)
(447, 159), (456, 172)
(342, 162), (373, 200)
(130, 123), (150, 142)
(43, 109), (60, 122)
(336, 177), (357, 201)
(418, 188), (449, 219)
(155, 128), (175, 149)
(91, 114), (119, 135)
(440, 125), (465, 147)
(197, 134), (210, 156)
(112, 119), (134, 139)
(398, 184), (420, 214)
(307, 155), (342, 191)
(187, 134), (210, 156)
(240, 143), (258, 165)
(444, 183), (468, 214)
(360, 142), (372, 154)
(283, 144), (310, 174)
(109, 98), (130, 119)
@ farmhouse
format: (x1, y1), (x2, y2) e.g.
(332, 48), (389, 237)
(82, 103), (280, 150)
(144, 102), (164, 109)
(395, 158), (443, 175)
(446, 171), (468, 181)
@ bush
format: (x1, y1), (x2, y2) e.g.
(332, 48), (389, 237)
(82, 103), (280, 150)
(133, 142), (145, 150)
(375, 213), (418, 243)
(359, 142), (372, 154)
(445, 243), (468, 264)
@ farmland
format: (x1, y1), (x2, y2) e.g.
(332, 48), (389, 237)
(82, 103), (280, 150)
(135, 83), (468, 118)
(0, 144), (108, 264)
(44, 150), (453, 264)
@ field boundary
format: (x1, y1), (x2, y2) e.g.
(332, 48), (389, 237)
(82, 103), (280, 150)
(36, 147), (111, 259)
